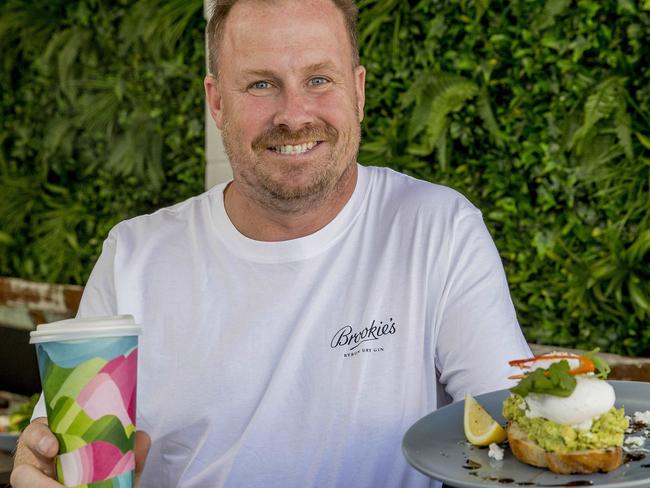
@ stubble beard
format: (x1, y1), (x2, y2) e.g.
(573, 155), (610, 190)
(222, 118), (361, 215)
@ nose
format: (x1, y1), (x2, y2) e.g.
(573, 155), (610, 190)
(272, 87), (315, 130)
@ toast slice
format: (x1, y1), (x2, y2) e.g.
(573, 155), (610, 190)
(507, 421), (623, 474)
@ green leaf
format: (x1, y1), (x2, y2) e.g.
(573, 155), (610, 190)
(615, 108), (633, 160)
(511, 360), (577, 397)
(0, 231), (13, 245)
(404, 72), (478, 155)
(476, 89), (504, 147)
(569, 77), (626, 155)
(532, 0), (572, 31)
(474, 0), (489, 22)
(120, 0), (203, 57)
(57, 28), (91, 100)
(626, 230), (650, 262)
(636, 132), (650, 150)
(583, 349), (611, 379)
(628, 277), (650, 312)
(8, 394), (41, 432)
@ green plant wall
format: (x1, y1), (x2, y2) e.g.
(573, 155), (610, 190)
(1, 0), (649, 355)
(0, 0), (205, 283)
(357, 0), (650, 355)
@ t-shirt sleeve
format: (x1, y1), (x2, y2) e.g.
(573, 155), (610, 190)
(76, 231), (119, 318)
(31, 232), (119, 421)
(434, 208), (531, 402)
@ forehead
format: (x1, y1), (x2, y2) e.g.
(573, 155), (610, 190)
(221, 0), (353, 72)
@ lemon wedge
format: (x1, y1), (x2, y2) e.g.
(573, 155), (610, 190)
(463, 393), (507, 446)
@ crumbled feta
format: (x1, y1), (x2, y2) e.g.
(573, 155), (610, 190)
(624, 436), (645, 448)
(488, 443), (504, 461)
(633, 410), (650, 426)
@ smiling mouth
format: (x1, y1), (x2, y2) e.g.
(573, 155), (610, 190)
(269, 141), (320, 155)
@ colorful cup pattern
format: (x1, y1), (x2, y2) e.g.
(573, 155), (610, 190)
(36, 336), (138, 488)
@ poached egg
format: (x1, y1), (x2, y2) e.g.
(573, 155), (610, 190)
(520, 353), (615, 429)
(524, 375), (615, 429)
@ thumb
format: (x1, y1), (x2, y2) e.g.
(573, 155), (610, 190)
(134, 430), (151, 487)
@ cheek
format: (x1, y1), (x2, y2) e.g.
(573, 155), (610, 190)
(225, 98), (272, 139)
(316, 91), (359, 128)
(247, 99), (275, 124)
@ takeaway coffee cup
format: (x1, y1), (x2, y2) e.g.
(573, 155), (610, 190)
(30, 315), (142, 487)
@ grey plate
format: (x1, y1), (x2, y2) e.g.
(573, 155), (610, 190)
(403, 380), (650, 488)
(0, 432), (18, 452)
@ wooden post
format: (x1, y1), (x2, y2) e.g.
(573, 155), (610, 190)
(204, 0), (232, 190)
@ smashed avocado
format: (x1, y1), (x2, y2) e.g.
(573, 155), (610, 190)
(503, 394), (628, 453)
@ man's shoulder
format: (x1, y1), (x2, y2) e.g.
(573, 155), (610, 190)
(108, 186), (221, 241)
(363, 165), (479, 215)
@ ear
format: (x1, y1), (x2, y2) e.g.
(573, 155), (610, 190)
(204, 74), (224, 129)
(354, 65), (366, 123)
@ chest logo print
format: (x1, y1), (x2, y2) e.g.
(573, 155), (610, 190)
(330, 318), (397, 357)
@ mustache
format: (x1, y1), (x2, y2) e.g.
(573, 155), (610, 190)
(252, 124), (338, 150)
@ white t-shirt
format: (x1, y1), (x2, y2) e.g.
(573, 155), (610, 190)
(34, 164), (530, 487)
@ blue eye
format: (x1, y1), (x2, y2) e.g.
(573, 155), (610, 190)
(309, 77), (329, 86)
(251, 81), (271, 90)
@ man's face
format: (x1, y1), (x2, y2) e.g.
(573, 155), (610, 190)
(205, 0), (366, 213)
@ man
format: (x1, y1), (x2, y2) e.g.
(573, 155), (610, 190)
(12, 0), (531, 486)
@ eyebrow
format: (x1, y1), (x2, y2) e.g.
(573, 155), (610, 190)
(303, 62), (339, 75)
(241, 68), (277, 79)
(241, 62), (341, 79)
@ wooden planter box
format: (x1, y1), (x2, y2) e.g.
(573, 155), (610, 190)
(0, 277), (82, 395)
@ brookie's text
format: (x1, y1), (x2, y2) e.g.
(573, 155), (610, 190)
(330, 318), (397, 351)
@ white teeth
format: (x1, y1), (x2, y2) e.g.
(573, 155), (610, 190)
(272, 141), (318, 155)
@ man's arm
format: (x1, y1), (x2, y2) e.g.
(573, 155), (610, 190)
(12, 231), (151, 486)
(434, 208), (531, 401)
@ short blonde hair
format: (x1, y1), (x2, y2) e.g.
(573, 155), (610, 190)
(206, 0), (360, 77)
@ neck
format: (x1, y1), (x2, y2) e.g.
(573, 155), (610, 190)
(223, 164), (358, 241)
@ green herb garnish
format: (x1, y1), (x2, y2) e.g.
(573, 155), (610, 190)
(511, 360), (577, 397)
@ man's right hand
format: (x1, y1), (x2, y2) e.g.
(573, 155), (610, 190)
(11, 417), (151, 487)
(10, 417), (60, 487)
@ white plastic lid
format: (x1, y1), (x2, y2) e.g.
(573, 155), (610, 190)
(30, 315), (142, 344)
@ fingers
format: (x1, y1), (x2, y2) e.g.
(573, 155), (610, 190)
(11, 417), (62, 487)
(10, 463), (63, 488)
(18, 418), (59, 459)
(134, 431), (151, 488)
(12, 420), (151, 488)
(135, 431), (151, 472)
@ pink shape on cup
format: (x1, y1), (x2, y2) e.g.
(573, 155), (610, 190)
(77, 350), (137, 426)
(76, 373), (132, 427)
(58, 441), (135, 485)
(99, 349), (138, 421)
(109, 449), (136, 478)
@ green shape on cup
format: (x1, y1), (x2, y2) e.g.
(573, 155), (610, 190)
(47, 358), (107, 406)
(49, 397), (135, 450)
(49, 396), (84, 432)
(57, 434), (86, 452)
(83, 415), (135, 452)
